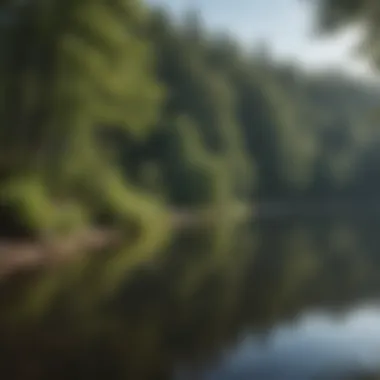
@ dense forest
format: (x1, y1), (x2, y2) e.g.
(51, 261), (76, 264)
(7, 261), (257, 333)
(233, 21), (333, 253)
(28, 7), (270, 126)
(1, 0), (380, 304)
(2, 1), (380, 223)
(2, 0), (380, 241)
(0, 0), (380, 313)
(1, 0), (380, 378)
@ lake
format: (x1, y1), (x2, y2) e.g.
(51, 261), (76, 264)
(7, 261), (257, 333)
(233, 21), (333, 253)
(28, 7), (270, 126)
(2, 217), (380, 379)
(176, 304), (380, 380)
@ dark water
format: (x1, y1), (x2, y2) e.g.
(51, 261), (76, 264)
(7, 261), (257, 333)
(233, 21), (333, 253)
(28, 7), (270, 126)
(177, 304), (380, 380)
(2, 217), (380, 380)
(170, 219), (380, 380)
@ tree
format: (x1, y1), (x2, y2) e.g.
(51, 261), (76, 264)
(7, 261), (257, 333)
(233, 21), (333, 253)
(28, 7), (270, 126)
(311, 0), (380, 66)
(0, 0), (168, 237)
(147, 10), (254, 205)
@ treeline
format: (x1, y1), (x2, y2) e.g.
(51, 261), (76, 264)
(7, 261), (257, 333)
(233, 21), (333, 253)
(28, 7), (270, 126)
(2, 0), (380, 238)
(100, 6), (380, 205)
(2, 1), (380, 377)
(142, 8), (380, 202)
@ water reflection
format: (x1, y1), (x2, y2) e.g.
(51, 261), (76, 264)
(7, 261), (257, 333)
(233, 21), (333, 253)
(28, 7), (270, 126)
(188, 304), (380, 380)
(1, 219), (380, 379)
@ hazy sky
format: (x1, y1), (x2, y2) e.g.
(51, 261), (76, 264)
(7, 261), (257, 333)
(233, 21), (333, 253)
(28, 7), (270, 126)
(146, 0), (373, 77)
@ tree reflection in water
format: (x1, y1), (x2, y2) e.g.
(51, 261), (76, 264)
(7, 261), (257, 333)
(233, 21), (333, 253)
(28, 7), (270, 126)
(1, 217), (380, 379)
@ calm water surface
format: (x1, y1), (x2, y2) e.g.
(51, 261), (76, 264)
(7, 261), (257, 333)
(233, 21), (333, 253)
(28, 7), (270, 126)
(2, 218), (380, 380)
(172, 219), (380, 380)
(177, 303), (380, 380)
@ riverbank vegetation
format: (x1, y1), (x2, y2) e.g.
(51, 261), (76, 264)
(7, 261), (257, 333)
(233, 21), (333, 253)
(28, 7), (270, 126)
(2, 0), (380, 255)
(1, 0), (380, 361)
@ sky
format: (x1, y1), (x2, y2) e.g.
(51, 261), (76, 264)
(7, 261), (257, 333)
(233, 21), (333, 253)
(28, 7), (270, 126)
(145, 0), (374, 78)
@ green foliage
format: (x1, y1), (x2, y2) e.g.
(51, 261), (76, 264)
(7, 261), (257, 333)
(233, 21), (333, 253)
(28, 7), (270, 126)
(146, 10), (254, 205)
(0, 0), (170, 318)
(3, 3), (380, 377)
(0, 0), (166, 236)
(0, 176), (89, 237)
(3, 0), (380, 342)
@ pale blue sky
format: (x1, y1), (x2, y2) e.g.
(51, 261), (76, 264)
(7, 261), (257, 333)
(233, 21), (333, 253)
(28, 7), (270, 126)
(146, 0), (373, 77)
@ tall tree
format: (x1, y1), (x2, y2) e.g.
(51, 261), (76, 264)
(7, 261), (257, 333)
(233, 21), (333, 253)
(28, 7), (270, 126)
(0, 0), (169, 247)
